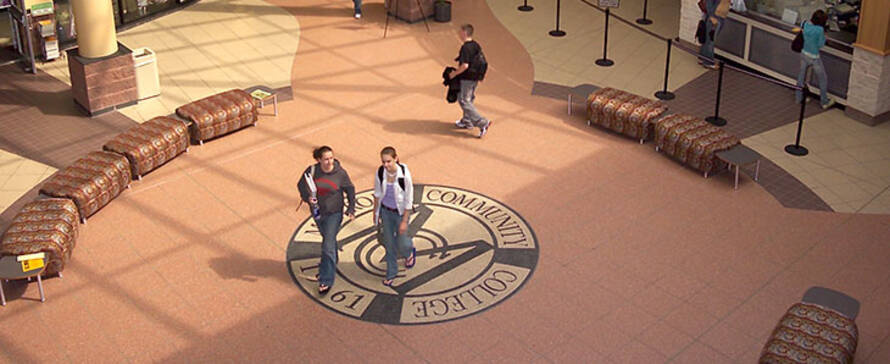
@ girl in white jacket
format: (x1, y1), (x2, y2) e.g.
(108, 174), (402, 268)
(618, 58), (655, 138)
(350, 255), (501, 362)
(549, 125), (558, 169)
(373, 146), (416, 286)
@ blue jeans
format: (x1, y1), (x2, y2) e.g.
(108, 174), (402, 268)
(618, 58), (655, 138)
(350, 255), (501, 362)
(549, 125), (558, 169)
(353, 0), (361, 14)
(380, 207), (413, 280)
(317, 212), (343, 287)
(700, 16), (724, 65)
(458, 80), (490, 128)
(796, 54), (830, 106)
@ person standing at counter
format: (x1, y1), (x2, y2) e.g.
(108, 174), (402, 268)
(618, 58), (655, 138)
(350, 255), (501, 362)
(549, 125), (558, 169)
(795, 10), (836, 109)
(699, 0), (730, 69)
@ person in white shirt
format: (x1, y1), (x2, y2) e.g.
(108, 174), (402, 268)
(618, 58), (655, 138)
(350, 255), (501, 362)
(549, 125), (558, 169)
(373, 146), (416, 286)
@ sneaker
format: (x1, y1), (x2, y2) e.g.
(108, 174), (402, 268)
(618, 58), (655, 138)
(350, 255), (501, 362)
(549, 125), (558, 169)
(821, 99), (836, 110)
(354, 12), (362, 19)
(455, 119), (473, 129)
(478, 120), (491, 138)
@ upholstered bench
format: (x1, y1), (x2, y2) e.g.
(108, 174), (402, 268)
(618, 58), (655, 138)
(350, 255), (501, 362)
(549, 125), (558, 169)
(586, 87), (668, 143)
(759, 287), (859, 364)
(175, 89), (259, 145)
(654, 114), (739, 177)
(0, 198), (79, 276)
(103, 116), (189, 180)
(39, 151), (131, 223)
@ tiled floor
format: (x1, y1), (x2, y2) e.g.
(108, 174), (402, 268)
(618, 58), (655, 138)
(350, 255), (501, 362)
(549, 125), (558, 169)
(746, 109), (890, 214)
(38, 0), (300, 123)
(0, 0), (889, 363)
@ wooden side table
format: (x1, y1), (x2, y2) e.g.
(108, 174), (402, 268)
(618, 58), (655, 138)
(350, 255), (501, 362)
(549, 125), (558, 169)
(715, 144), (761, 190)
(0, 253), (48, 306)
(246, 86), (278, 116)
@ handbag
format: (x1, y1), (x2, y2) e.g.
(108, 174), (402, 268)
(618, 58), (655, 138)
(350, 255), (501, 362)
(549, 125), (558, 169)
(791, 21), (805, 53)
(696, 20), (707, 44)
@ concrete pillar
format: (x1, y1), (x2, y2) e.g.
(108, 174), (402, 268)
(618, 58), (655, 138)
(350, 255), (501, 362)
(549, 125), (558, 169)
(71, 0), (118, 58)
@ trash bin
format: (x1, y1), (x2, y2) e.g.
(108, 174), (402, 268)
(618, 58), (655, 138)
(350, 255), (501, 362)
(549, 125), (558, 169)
(133, 47), (160, 100)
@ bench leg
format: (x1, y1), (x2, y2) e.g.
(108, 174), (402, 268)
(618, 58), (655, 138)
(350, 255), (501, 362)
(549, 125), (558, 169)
(137, 174), (143, 181)
(1, 280), (5, 306)
(199, 140), (204, 146)
(568, 94), (572, 115)
(273, 95), (279, 116)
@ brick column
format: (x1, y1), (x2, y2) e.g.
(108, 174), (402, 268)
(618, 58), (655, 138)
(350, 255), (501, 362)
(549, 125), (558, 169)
(845, 0), (890, 126)
(678, 0), (700, 45)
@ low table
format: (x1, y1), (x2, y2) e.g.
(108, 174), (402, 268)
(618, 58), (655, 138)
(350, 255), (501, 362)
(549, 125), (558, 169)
(567, 84), (598, 115)
(0, 254), (48, 306)
(246, 86), (278, 116)
(715, 144), (760, 190)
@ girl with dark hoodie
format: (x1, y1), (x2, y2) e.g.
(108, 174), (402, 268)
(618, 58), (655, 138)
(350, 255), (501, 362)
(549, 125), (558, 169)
(297, 146), (356, 294)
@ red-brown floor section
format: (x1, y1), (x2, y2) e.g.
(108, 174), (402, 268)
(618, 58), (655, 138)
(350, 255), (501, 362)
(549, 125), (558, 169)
(1, 0), (890, 363)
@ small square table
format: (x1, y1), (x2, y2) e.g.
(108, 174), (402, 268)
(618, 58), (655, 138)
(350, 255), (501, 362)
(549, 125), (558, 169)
(715, 144), (761, 190)
(246, 86), (278, 116)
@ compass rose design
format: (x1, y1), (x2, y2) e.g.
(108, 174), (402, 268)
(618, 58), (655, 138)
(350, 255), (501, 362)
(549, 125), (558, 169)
(286, 184), (539, 325)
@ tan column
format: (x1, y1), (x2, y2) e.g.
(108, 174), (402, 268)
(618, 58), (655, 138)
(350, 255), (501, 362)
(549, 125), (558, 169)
(854, 0), (890, 55)
(71, 0), (118, 58)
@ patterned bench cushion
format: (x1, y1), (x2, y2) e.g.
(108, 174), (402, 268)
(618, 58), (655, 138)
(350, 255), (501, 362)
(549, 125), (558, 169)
(103, 116), (189, 178)
(39, 151), (131, 220)
(759, 302), (858, 364)
(586, 87), (668, 141)
(0, 199), (79, 275)
(175, 89), (259, 142)
(654, 114), (739, 174)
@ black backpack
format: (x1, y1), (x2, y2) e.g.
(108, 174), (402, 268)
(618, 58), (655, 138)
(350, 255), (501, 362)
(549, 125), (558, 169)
(469, 50), (488, 81)
(377, 164), (407, 190)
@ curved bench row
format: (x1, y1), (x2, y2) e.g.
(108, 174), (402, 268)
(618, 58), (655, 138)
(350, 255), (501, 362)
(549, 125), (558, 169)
(585, 87), (740, 178)
(0, 89), (260, 278)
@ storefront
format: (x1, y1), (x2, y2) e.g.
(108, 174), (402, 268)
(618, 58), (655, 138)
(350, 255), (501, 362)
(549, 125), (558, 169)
(711, 0), (861, 102)
(6, 0), (195, 63)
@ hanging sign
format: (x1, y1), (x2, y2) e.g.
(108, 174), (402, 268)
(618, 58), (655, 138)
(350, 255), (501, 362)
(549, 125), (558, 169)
(598, 0), (620, 8)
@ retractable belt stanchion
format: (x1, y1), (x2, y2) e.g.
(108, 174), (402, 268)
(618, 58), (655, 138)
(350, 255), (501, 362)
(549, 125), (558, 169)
(635, 0), (652, 25)
(518, 0), (534, 11)
(595, 8), (614, 66)
(785, 86), (810, 156)
(705, 60), (727, 126)
(549, 0), (566, 36)
(655, 38), (675, 100)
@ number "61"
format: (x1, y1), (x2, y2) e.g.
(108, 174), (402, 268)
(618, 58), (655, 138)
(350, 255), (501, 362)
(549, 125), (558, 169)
(329, 290), (365, 310)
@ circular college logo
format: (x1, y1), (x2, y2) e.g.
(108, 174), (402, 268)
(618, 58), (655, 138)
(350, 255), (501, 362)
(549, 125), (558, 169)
(286, 184), (538, 325)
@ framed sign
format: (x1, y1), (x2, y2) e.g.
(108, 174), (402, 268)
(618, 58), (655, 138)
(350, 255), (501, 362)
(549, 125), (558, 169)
(598, 0), (620, 8)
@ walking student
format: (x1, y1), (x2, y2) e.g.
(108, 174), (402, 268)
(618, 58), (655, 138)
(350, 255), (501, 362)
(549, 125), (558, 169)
(373, 146), (416, 286)
(297, 146), (357, 294)
(795, 10), (835, 109)
(449, 24), (492, 138)
(353, 0), (362, 18)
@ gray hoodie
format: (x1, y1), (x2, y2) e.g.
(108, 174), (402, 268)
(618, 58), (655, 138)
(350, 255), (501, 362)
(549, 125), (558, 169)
(297, 159), (356, 216)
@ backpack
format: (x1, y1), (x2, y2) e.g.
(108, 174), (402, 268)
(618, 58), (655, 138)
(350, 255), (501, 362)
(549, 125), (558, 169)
(469, 50), (488, 81)
(377, 164), (407, 190)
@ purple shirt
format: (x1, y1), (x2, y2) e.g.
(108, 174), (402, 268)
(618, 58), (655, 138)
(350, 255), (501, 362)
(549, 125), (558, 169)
(382, 182), (398, 210)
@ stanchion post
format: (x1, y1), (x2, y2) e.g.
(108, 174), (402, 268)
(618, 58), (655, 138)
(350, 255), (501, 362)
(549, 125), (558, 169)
(655, 38), (675, 100)
(595, 8), (614, 67)
(549, 0), (566, 36)
(518, 0), (533, 11)
(705, 61), (727, 126)
(785, 86), (810, 156)
(636, 0), (652, 25)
